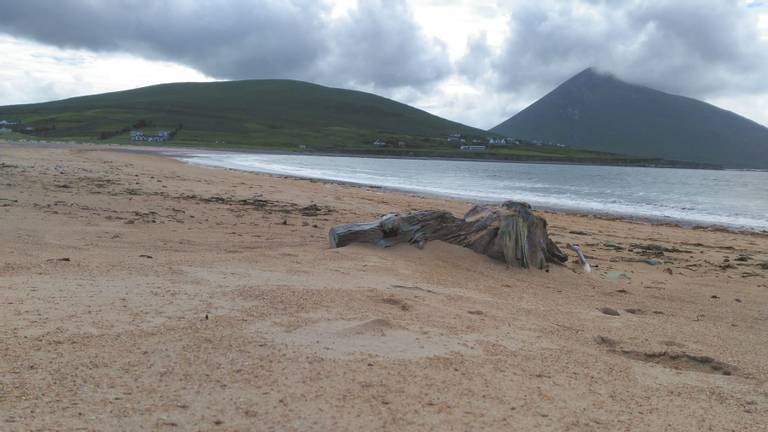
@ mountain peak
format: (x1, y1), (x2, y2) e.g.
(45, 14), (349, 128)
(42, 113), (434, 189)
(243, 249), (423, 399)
(566, 67), (619, 86)
(491, 68), (768, 168)
(576, 66), (598, 76)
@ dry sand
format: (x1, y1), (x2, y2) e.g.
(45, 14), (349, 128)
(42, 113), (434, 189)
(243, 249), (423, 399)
(1, 142), (767, 431)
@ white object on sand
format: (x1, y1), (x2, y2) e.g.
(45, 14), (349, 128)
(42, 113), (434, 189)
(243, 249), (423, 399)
(569, 244), (592, 273)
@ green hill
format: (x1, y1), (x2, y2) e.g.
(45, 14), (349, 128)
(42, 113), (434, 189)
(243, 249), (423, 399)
(0, 78), (702, 165)
(491, 68), (768, 169)
(0, 79), (491, 149)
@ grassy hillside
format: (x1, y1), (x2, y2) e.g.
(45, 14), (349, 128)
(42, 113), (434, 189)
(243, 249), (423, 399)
(0, 78), (704, 166)
(492, 68), (768, 169)
(0, 80), (490, 150)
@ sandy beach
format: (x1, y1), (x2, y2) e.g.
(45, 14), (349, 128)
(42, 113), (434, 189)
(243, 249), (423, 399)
(1, 141), (767, 431)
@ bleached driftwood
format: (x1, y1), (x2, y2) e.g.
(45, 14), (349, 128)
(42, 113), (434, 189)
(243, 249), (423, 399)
(568, 244), (592, 273)
(329, 201), (568, 270)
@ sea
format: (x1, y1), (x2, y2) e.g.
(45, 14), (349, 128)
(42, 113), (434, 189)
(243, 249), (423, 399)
(175, 152), (768, 231)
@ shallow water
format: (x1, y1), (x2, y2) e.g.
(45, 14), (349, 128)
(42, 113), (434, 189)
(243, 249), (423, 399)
(176, 152), (768, 230)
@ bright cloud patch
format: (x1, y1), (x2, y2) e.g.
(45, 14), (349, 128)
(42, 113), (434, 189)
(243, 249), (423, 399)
(0, 35), (211, 106)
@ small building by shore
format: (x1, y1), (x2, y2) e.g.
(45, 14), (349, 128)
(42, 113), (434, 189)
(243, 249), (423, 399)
(131, 130), (170, 142)
(459, 145), (487, 151)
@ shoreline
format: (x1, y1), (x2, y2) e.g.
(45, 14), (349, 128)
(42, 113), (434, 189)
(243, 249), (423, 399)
(181, 157), (762, 234)
(3, 139), (761, 233)
(125, 142), (725, 170)
(167, 148), (767, 235)
(1, 138), (724, 170)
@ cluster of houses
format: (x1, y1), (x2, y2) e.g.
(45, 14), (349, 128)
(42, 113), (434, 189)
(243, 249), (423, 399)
(0, 120), (47, 136)
(130, 130), (171, 142)
(446, 133), (466, 144)
(0, 119), (18, 134)
(455, 135), (567, 150)
(448, 133), (516, 150)
(369, 133), (567, 152)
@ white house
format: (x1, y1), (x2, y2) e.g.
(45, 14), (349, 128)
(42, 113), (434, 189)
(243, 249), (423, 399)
(460, 145), (487, 151)
(0, 127), (11, 134)
(373, 139), (387, 146)
(131, 130), (170, 142)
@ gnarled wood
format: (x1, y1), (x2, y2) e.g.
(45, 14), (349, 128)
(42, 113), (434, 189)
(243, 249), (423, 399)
(329, 201), (568, 269)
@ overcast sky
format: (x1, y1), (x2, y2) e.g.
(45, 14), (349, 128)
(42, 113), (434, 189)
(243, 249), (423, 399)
(1, 0), (767, 129)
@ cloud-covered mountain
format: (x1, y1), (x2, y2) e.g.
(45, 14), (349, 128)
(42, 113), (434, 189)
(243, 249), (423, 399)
(492, 68), (768, 169)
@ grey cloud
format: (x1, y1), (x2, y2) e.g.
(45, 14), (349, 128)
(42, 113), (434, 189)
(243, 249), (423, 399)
(0, 0), (450, 88)
(0, 0), (326, 79)
(321, 0), (450, 89)
(461, 0), (768, 101)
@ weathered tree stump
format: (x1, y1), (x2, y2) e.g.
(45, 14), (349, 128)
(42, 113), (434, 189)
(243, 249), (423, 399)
(329, 201), (568, 269)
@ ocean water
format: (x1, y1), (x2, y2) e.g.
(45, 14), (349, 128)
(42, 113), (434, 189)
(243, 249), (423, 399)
(176, 152), (768, 231)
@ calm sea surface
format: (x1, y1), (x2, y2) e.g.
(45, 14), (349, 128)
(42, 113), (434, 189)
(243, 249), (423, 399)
(176, 152), (768, 231)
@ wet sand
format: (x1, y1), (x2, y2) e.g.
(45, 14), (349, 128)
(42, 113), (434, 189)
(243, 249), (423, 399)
(1, 142), (767, 431)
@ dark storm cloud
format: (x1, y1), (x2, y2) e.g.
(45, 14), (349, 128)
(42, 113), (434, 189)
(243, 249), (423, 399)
(461, 0), (768, 100)
(0, 0), (449, 89)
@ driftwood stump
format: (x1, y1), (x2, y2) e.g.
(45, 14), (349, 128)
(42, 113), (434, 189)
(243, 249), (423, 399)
(329, 201), (567, 269)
